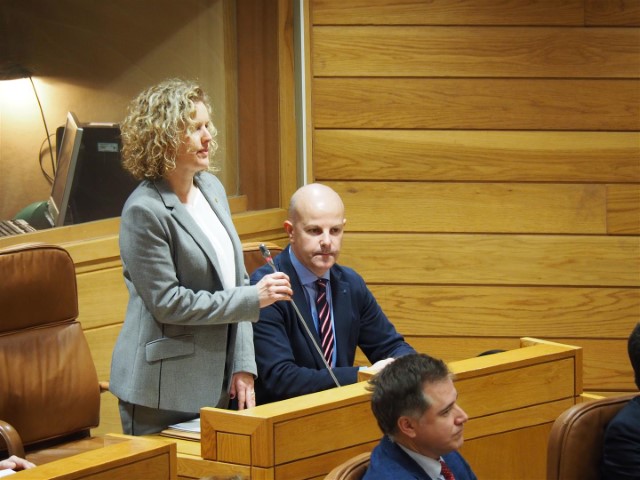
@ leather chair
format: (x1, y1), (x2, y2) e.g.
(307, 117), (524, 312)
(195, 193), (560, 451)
(325, 452), (370, 480)
(0, 242), (106, 465)
(241, 241), (283, 275)
(547, 393), (637, 480)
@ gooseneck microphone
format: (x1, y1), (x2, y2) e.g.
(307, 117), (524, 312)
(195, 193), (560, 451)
(259, 243), (341, 388)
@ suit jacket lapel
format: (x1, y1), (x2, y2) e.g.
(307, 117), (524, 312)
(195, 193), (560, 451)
(281, 247), (327, 369)
(329, 269), (352, 367)
(380, 436), (434, 480)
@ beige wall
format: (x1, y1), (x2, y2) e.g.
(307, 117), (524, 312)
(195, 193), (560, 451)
(0, 0), (236, 219)
(307, 0), (640, 394)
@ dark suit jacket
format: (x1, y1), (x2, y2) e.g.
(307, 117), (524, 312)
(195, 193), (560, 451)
(363, 436), (477, 480)
(601, 395), (640, 480)
(250, 246), (415, 404)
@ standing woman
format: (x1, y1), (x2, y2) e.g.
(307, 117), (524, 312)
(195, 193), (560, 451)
(110, 78), (291, 435)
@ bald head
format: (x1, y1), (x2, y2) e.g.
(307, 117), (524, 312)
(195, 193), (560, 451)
(288, 183), (345, 222)
(285, 183), (346, 277)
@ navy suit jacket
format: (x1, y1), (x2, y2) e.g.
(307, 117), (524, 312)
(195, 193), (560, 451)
(364, 436), (477, 480)
(250, 246), (416, 404)
(601, 395), (640, 480)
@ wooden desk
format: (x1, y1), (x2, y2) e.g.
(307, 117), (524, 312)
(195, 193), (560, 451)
(11, 435), (177, 480)
(448, 337), (582, 480)
(169, 337), (582, 480)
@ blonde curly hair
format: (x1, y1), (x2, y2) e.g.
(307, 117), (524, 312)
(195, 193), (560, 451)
(121, 78), (219, 180)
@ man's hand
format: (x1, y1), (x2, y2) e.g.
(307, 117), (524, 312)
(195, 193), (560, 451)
(364, 357), (396, 372)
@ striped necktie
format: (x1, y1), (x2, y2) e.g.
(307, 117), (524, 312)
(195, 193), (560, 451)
(440, 459), (455, 480)
(315, 278), (334, 364)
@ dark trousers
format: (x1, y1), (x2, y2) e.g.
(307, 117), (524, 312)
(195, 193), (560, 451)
(118, 399), (198, 435)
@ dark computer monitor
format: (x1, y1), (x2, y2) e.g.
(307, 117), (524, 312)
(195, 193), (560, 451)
(48, 112), (139, 227)
(47, 112), (83, 227)
(65, 122), (139, 224)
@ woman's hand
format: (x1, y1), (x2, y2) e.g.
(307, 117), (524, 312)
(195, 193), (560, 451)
(230, 371), (256, 410)
(256, 272), (292, 308)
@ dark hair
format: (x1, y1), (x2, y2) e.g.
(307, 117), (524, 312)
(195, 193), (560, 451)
(367, 353), (451, 437)
(629, 322), (640, 389)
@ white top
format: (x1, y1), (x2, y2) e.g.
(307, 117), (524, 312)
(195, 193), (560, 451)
(185, 187), (236, 290)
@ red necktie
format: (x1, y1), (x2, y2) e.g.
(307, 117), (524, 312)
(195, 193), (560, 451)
(315, 278), (334, 364)
(440, 459), (456, 480)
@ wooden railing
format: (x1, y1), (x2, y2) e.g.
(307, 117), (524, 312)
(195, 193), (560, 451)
(11, 435), (177, 480)
(153, 337), (582, 480)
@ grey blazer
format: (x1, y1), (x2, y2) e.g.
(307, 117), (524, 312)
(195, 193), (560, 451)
(109, 172), (259, 413)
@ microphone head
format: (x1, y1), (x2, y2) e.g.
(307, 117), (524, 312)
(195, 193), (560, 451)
(259, 243), (275, 268)
(259, 243), (271, 260)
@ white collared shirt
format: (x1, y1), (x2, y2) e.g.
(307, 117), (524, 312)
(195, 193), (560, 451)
(398, 443), (448, 480)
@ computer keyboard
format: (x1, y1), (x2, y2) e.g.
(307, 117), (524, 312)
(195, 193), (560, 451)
(0, 219), (37, 236)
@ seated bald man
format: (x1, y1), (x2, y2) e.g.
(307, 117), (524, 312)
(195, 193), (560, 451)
(250, 183), (416, 404)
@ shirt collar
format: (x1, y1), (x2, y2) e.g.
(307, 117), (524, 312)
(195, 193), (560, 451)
(397, 443), (443, 479)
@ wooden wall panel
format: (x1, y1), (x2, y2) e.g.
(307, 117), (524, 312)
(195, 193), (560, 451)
(313, 78), (640, 130)
(331, 181), (607, 234)
(308, 0), (640, 405)
(607, 184), (640, 234)
(314, 130), (640, 183)
(585, 0), (640, 26)
(340, 233), (639, 286)
(77, 267), (128, 330)
(567, 337), (636, 390)
(367, 285), (638, 338)
(313, 27), (640, 78)
(311, 0), (585, 26)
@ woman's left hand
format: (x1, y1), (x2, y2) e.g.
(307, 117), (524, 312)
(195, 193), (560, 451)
(230, 371), (256, 410)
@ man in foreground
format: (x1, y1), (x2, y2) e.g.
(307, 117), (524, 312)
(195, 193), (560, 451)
(364, 353), (477, 480)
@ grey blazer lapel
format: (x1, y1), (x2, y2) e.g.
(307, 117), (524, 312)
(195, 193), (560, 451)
(153, 178), (225, 283)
